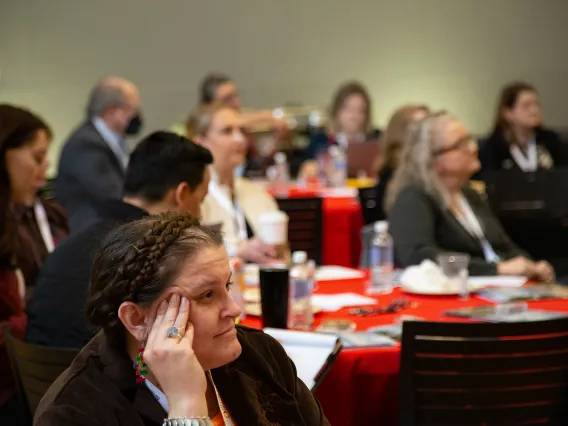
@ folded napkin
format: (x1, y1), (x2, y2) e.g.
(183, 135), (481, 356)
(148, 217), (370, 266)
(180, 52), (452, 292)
(400, 260), (458, 294)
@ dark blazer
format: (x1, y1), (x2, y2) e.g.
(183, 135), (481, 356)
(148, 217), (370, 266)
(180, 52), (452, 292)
(478, 127), (567, 173)
(374, 165), (394, 221)
(34, 327), (329, 426)
(56, 121), (126, 233)
(389, 185), (527, 275)
(26, 201), (147, 349)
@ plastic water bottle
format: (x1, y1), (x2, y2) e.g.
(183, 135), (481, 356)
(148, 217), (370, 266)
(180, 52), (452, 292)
(271, 152), (290, 196)
(289, 251), (314, 330)
(328, 145), (347, 187)
(368, 221), (394, 295)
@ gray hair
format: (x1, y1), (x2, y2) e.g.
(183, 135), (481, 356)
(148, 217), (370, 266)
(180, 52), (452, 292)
(385, 111), (453, 213)
(86, 80), (127, 118)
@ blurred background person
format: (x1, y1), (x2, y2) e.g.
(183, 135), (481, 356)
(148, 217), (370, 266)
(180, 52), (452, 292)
(56, 77), (142, 233)
(196, 72), (289, 177)
(386, 111), (554, 280)
(26, 131), (212, 349)
(374, 104), (430, 220)
(478, 81), (567, 173)
(299, 81), (380, 179)
(189, 103), (281, 264)
(0, 104), (68, 424)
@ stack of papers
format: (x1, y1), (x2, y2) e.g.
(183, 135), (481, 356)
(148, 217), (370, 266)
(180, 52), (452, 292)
(311, 293), (377, 312)
(315, 266), (365, 281)
(263, 328), (342, 391)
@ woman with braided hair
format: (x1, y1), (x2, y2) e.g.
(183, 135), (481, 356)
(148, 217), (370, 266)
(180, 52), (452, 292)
(35, 211), (329, 426)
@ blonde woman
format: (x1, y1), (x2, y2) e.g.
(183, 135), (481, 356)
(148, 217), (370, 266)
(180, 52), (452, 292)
(187, 103), (280, 265)
(386, 111), (554, 280)
(373, 104), (429, 220)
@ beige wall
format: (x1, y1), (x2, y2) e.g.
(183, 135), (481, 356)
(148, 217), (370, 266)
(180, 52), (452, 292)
(1, 0), (567, 176)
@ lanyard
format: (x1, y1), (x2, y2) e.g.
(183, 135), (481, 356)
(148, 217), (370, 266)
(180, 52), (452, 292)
(454, 194), (500, 263)
(208, 179), (248, 240)
(509, 139), (537, 172)
(33, 201), (55, 253)
(145, 372), (235, 425)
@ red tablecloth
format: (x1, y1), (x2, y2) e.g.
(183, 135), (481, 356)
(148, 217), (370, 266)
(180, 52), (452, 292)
(242, 278), (568, 426)
(271, 184), (363, 267)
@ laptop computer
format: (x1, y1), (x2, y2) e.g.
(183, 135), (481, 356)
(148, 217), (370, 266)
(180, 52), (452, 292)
(346, 140), (380, 178)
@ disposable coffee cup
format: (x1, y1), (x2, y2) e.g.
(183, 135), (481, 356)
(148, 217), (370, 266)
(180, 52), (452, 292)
(258, 211), (288, 245)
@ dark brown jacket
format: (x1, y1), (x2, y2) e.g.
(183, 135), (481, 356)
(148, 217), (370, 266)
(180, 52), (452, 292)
(34, 326), (329, 426)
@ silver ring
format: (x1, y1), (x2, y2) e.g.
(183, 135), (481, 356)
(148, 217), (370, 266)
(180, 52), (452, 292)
(166, 326), (182, 340)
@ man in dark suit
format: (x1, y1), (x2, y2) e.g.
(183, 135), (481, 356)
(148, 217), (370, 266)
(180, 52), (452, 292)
(26, 131), (213, 349)
(56, 76), (143, 233)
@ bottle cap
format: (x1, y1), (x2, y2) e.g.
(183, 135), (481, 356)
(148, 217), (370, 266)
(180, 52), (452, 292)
(373, 220), (388, 233)
(292, 251), (308, 264)
(274, 152), (287, 164)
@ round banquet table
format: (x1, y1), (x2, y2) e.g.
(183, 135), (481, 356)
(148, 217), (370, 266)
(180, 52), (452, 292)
(241, 276), (568, 426)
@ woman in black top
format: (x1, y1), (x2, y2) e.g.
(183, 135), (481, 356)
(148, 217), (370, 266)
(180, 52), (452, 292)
(479, 82), (566, 173)
(386, 111), (554, 280)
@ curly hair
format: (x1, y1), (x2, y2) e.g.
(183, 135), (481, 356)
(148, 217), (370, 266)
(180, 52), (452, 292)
(86, 211), (224, 345)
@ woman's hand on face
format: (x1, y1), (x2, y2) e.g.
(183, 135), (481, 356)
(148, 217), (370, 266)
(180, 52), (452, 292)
(534, 260), (555, 282)
(143, 294), (207, 417)
(238, 237), (277, 265)
(497, 256), (537, 277)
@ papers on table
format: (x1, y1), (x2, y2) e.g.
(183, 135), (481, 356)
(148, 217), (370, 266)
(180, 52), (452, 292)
(468, 276), (526, 289)
(336, 331), (397, 348)
(311, 293), (377, 312)
(315, 266), (365, 281)
(263, 328), (342, 391)
(476, 285), (568, 303)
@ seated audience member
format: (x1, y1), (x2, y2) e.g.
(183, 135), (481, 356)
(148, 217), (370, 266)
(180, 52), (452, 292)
(34, 212), (329, 426)
(189, 103), (280, 264)
(374, 104), (430, 220)
(0, 105), (68, 423)
(196, 73), (289, 177)
(198, 72), (287, 134)
(26, 132), (212, 349)
(299, 81), (380, 179)
(479, 81), (566, 173)
(57, 77), (143, 232)
(386, 111), (554, 280)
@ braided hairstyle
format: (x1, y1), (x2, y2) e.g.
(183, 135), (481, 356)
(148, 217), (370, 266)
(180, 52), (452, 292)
(86, 211), (224, 346)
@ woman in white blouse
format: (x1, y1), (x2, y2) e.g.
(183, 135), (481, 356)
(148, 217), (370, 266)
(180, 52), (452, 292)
(188, 103), (280, 264)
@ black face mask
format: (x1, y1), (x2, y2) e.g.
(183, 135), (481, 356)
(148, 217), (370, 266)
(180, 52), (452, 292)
(125, 113), (143, 136)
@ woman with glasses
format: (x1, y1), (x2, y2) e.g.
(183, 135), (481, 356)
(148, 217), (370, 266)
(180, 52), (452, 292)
(385, 111), (554, 280)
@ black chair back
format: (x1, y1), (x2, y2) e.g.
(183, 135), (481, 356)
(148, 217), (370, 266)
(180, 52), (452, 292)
(2, 325), (79, 419)
(276, 197), (323, 264)
(358, 185), (380, 225)
(399, 318), (568, 426)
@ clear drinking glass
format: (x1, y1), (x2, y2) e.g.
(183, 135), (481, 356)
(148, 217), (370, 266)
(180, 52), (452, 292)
(437, 253), (470, 300)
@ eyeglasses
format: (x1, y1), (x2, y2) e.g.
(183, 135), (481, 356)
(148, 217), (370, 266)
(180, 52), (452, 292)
(433, 136), (476, 156)
(348, 299), (418, 316)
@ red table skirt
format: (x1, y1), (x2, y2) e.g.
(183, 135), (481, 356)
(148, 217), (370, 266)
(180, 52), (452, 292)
(242, 277), (568, 426)
(272, 182), (363, 267)
(322, 197), (362, 267)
